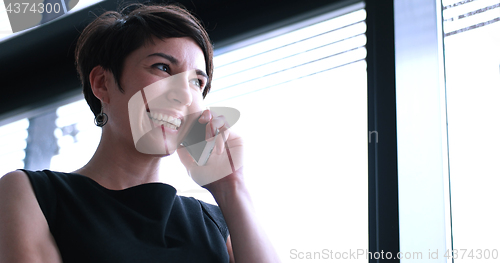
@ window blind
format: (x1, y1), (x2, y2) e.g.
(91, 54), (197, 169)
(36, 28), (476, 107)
(205, 8), (367, 105)
(443, 0), (500, 36)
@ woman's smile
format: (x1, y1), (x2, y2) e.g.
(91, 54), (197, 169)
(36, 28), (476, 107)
(120, 38), (207, 156)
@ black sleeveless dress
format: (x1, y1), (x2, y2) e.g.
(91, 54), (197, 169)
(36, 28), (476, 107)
(22, 169), (230, 263)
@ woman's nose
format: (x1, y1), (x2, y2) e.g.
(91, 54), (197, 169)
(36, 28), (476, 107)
(166, 72), (193, 106)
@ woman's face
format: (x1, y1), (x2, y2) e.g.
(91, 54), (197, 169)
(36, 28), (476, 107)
(104, 37), (208, 156)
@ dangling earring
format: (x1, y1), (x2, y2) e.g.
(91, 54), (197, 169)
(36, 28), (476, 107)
(94, 106), (108, 127)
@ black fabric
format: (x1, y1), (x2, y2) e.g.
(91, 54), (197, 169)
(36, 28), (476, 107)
(22, 169), (229, 263)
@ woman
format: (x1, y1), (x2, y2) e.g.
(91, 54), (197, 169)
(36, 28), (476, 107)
(0, 3), (280, 263)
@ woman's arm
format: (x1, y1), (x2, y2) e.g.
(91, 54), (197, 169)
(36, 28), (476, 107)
(0, 171), (62, 263)
(209, 173), (281, 263)
(178, 110), (281, 262)
(226, 236), (236, 263)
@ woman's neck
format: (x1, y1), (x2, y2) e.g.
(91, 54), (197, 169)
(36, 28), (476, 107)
(74, 133), (164, 190)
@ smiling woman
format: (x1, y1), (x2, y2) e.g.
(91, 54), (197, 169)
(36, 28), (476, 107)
(0, 3), (279, 263)
(74, 3), (214, 117)
(92, 37), (208, 156)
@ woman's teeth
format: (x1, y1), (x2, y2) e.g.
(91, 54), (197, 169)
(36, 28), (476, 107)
(148, 112), (181, 130)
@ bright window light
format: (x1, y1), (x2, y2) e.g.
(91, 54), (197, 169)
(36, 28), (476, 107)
(0, 118), (28, 176)
(50, 99), (101, 172)
(165, 3), (368, 261)
(443, 0), (500, 255)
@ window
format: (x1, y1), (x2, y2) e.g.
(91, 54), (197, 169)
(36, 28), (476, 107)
(0, 118), (28, 176)
(442, 0), (500, 256)
(395, 0), (500, 260)
(50, 99), (102, 172)
(167, 2), (368, 260)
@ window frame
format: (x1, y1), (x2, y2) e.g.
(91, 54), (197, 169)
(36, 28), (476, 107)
(366, 0), (401, 261)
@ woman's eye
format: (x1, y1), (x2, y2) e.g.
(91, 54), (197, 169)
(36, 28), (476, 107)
(189, 79), (204, 90)
(153, 63), (170, 73)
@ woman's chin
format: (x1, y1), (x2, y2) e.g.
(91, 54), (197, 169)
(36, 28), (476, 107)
(135, 127), (178, 156)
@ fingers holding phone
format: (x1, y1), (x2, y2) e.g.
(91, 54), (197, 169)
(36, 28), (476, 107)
(199, 111), (230, 155)
(211, 115), (231, 155)
(179, 110), (217, 166)
(178, 108), (243, 187)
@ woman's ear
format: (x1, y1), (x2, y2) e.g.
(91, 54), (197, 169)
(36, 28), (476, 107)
(89, 65), (112, 104)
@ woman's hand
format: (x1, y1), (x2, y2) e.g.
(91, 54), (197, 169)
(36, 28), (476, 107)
(178, 110), (281, 263)
(177, 109), (244, 191)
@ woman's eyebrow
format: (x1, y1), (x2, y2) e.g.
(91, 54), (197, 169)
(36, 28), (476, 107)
(196, 69), (208, 80)
(147, 53), (179, 65)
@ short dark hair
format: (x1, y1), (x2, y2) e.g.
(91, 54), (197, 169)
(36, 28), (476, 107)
(75, 3), (213, 117)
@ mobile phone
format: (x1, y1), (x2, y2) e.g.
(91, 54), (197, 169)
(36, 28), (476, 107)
(180, 117), (219, 166)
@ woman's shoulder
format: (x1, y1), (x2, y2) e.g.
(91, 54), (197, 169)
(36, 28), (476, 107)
(0, 170), (41, 202)
(176, 195), (229, 241)
(0, 170), (63, 262)
(0, 170), (41, 216)
(0, 170), (59, 205)
(19, 169), (92, 190)
(19, 169), (73, 180)
(0, 169), (27, 182)
(0, 170), (33, 196)
(175, 195), (221, 217)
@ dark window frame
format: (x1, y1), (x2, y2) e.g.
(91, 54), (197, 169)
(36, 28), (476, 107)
(366, 0), (400, 261)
